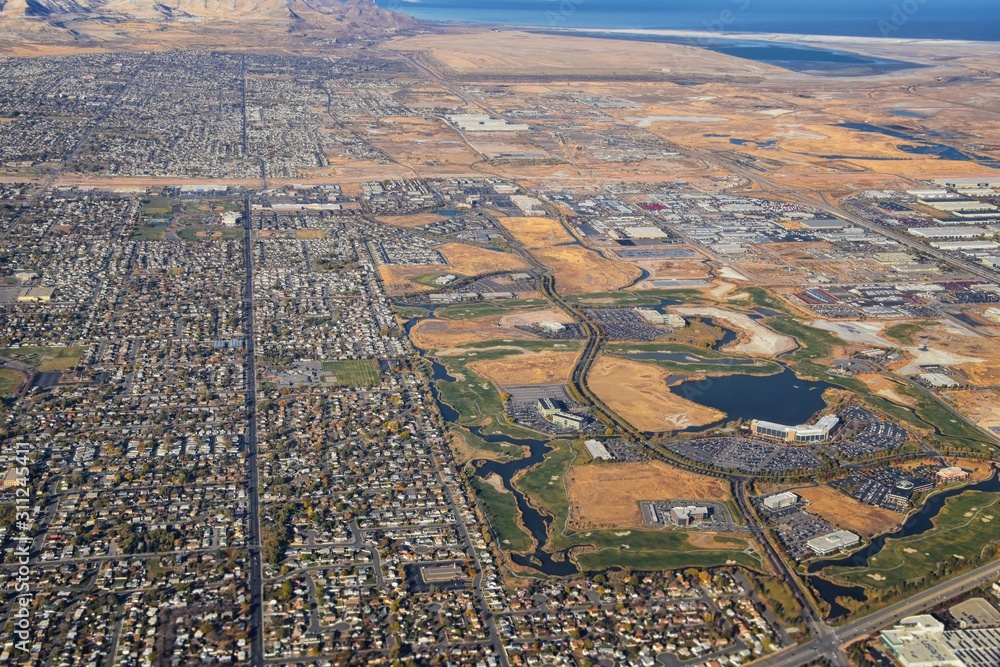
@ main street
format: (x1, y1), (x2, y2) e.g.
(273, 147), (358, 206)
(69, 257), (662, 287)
(243, 194), (265, 667)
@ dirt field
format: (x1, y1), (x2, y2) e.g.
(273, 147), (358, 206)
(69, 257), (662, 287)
(294, 229), (325, 239)
(674, 306), (796, 357)
(588, 355), (724, 431)
(409, 316), (536, 349)
(497, 216), (574, 248)
(499, 308), (574, 328)
(467, 349), (580, 387)
(797, 485), (901, 538)
(887, 320), (1000, 385)
(534, 246), (641, 294)
(566, 461), (731, 529)
(856, 373), (917, 408)
(941, 389), (1000, 433)
(438, 242), (530, 275)
(376, 213), (450, 228)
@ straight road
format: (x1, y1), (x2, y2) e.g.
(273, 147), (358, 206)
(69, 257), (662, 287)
(242, 194), (265, 667)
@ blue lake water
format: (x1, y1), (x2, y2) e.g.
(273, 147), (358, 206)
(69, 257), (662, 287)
(379, 0), (1000, 41)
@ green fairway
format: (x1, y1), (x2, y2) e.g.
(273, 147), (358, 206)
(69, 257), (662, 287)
(321, 360), (380, 387)
(823, 490), (1000, 591)
(1, 346), (84, 372)
(0, 369), (25, 395)
(471, 477), (534, 552)
(573, 530), (761, 571)
(515, 439), (576, 539)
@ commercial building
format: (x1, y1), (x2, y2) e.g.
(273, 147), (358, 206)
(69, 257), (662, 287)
(762, 491), (799, 512)
(750, 415), (840, 443)
(909, 226), (989, 239)
(624, 226), (669, 239)
(881, 613), (1000, 667)
(936, 467), (971, 485)
(17, 287), (54, 302)
(805, 530), (860, 556)
(446, 113), (529, 133)
(949, 598), (1000, 629)
(930, 241), (1000, 251)
(537, 398), (563, 417)
(538, 321), (566, 334)
(634, 309), (686, 328)
(669, 506), (710, 526)
(550, 412), (586, 431)
(584, 440), (612, 461)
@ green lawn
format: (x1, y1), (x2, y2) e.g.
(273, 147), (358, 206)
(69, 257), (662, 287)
(455, 426), (525, 460)
(470, 477), (534, 552)
(823, 490), (1000, 590)
(321, 360), (380, 387)
(0, 369), (25, 396)
(1, 346), (84, 372)
(141, 197), (177, 216)
(131, 224), (166, 241)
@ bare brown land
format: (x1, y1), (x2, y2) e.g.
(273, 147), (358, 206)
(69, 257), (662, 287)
(437, 242), (531, 276)
(377, 266), (437, 295)
(410, 316), (536, 350)
(376, 213), (450, 228)
(497, 216), (575, 248)
(797, 485), (901, 538)
(566, 461), (731, 529)
(588, 355), (724, 431)
(466, 349), (580, 387)
(534, 246), (641, 294)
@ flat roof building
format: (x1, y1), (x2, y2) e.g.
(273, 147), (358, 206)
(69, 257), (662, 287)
(551, 412), (586, 431)
(584, 440), (612, 461)
(806, 530), (860, 556)
(762, 491), (799, 512)
(750, 415), (840, 443)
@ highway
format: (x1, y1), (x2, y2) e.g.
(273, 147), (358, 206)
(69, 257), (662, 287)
(242, 195), (265, 667)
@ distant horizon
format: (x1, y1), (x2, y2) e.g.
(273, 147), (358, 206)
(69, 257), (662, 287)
(377, 0), (1000, 42)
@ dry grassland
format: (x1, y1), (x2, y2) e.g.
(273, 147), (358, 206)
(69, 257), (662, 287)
(940, 389), (1000, 432)
(588, 355), (724, 431)
(566, 461), (731, 528)
(438, 242), (531, 275)
(294, 229), (325, 239)
(466, 350), (580, 387)
(376, 213), (450, 228)
(855, 374), (917, 408)
(534, 246), (641, 294)
(497, 217), (575, 248)
(410, 316), (535, 350)
(377, 266), (436, 295)
(796, 485), (901, 538)
(499, 308), (574, 327)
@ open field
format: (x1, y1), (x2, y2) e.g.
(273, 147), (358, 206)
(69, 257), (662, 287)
(376, 212), (449, 228)
(497, 216), (574, 248)
(855, 373), (917, 409)
(566, 461), (731, 529)
(825, 490), (1000, 591)
(435, 299), (549, 320)
(533, 246), (641, 294)
(410, 316), (536, 349)
(796, 485), (902, 538)
(377, 266), (437, 294)
(321, 360), (380, 388)
(437, 242), (530, 275)
(0, 369), (25, 396)
(941, 389), (1000, 434)
(294, 229), (325, 239)
(466, 348), (581, 387)
(498, 307), (573, 328)
(883, 319), (1000, 386)
(1, 346), (84, 372)
(588, 355), (725, 431)
(673, 306), (796, 357)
